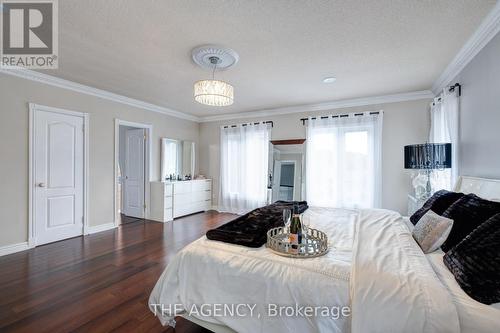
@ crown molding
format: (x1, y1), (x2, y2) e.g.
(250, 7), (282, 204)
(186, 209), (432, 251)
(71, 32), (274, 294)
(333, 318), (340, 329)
(432, 2), (500, 94)
(1, 67), (433, 124)
(0, 68), (201, 122)
(199, 90), (434, 122)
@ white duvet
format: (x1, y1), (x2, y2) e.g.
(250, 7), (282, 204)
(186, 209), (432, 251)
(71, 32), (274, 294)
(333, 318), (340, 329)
(426, 250), (500, 333)
(149, 207), (356, 332)
(351, 209), (460, 333)
(149, 207), (492, 333)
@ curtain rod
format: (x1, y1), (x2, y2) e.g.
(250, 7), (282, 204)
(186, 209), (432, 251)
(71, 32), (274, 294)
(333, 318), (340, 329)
(300, 111), (380, 125)
(449, 82), (461, 96)
(223, 120), (273, 129)
(432, 82), (462, 106)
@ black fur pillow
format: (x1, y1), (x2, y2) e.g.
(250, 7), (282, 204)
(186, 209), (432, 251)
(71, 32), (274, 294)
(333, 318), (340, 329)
(441, 194), (500, 251)
(443, 213), (500, 304)
(409, 190), (464, 225)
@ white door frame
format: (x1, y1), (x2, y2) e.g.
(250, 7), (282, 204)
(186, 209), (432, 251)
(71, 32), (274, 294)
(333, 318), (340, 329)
(114, 119), (152, 225)
(28, 103), (90, 247)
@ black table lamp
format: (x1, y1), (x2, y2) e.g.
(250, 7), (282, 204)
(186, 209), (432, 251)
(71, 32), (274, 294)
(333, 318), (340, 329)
(404, 143), (452, 199)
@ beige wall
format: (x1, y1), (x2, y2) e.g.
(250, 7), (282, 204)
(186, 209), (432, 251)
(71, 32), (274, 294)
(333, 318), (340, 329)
(0, 74), (199, 247)
(0, 72), (431, 248)
(199, 99), (431, 214)
(452, 31), (500, 179)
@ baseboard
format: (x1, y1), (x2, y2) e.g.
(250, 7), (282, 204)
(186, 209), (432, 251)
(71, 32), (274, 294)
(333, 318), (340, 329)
(86, 222), (117, 235)
(0, 242), (30, 257)
(1, 224), (118, 256)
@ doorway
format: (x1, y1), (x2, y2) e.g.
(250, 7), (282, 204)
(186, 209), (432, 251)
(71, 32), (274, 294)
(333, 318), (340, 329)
(29, 104), (89, 246)
(269, 140), (305, 203)
(114, 120), (152, 225)
(273, 161), (296, 201)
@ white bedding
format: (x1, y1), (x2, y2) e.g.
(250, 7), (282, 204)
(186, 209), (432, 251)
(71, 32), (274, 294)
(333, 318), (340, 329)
(149, 207), (498, 333)
(149, 207), (357, 333)
(402, 215), (415, 231)
(426, 250), (500, 333)
(351, 209), (460, 333)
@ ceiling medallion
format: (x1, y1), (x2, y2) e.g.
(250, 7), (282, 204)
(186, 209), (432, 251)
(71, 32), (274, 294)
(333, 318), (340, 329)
(192, 45), (238, 107)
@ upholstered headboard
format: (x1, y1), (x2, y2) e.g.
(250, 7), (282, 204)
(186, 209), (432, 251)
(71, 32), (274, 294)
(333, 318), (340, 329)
(454, 176), (500, 202)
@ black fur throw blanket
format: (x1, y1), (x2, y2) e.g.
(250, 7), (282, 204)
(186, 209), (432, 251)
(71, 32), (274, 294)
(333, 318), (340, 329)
(206, 201), (309, 248)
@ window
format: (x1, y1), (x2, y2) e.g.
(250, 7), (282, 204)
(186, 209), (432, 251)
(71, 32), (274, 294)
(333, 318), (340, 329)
(219, 123), (271, 214)
(345, 131), (368, 154)
(306, 113), (383, 208)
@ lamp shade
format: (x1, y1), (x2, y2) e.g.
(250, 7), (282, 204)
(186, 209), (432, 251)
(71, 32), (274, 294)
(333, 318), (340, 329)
(194, 79), (234, 106)
(404, 143), (451, 170)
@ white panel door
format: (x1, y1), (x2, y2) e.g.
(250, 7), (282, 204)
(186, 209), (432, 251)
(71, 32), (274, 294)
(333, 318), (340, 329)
(34, 110), (84, 245)
(123, 128), (145, 218)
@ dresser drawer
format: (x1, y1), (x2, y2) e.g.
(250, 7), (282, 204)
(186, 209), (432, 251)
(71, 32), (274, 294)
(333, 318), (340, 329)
(174, 192), (191, 206)
(173, 203), (195, 218)
(164, 184), (173, 196)
(169, 179), (212, 218)
(204, 199), (212, 210)
(173, 182), (192, 194)
(164, 196), (173, 209)
(189, 190), (211, 202)
(192, 180), (211, 192)
(173, 200), (211, 218)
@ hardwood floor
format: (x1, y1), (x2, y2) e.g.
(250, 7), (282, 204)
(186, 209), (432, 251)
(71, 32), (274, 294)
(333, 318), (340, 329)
(0, 211), (236, 333)
(119, 213), (145, 225)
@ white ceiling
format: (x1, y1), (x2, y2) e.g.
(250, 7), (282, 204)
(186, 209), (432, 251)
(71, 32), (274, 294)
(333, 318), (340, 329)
(42, 0), (495, 117)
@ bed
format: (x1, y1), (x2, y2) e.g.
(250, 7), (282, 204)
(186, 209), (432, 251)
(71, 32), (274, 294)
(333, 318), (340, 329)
(149, 176), (500, 333)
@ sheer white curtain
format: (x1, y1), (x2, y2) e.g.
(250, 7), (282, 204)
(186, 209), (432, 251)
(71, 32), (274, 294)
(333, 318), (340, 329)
(305, 112), (383, 208)
(219, 123), (271, 214)
(429, 89), (459, 190)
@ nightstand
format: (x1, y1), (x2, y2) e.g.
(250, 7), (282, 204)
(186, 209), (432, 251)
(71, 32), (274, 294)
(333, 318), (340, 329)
(407, 194), (426, 216)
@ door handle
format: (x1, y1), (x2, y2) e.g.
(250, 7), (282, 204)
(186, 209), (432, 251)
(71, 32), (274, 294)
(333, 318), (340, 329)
(37, 182), (45, 188)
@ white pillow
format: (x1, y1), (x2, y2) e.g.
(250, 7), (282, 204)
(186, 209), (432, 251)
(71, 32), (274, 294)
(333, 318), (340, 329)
(412, 210), (454, 253)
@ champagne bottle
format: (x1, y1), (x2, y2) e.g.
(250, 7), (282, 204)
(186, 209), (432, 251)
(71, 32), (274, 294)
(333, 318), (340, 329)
(288, 204), (302, 254)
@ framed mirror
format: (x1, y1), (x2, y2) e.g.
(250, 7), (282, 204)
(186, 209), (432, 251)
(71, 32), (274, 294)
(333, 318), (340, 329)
(160, 138), (195, 180)
(268, 139), (305, 203)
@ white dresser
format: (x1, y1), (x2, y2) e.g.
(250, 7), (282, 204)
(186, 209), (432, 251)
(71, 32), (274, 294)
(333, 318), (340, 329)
(150, 179), (212, 222)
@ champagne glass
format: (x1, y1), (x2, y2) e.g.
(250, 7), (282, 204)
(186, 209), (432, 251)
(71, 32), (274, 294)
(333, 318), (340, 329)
(283, 208), (291, 233)
(302, 214), (311, 251)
